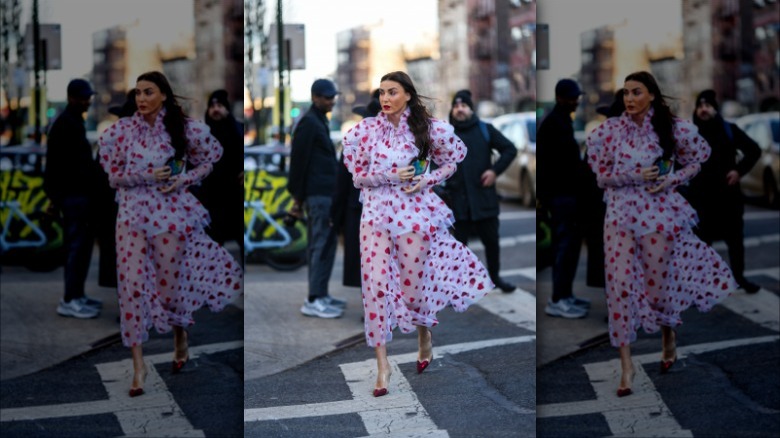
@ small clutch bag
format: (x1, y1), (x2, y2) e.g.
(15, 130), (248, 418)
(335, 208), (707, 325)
(409, 157), (429, 176)
(166, 157), (185, 176)
(654, 157), (672, 176)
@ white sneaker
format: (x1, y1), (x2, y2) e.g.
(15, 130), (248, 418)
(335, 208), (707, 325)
(545, 298), (587, 319)
(57, 299), (99, 319)
(321, 296), (347, 309)
(79, 296), (103, 309)
(300, 298), (343, 319)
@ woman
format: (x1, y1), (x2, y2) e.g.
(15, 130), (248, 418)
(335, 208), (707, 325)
(586, 71), (737, 397)
(99, 71), (243, 397)
(342, 71), (493, 397)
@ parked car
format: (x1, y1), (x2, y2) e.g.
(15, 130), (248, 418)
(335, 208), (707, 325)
(734, 112), (780, 208)
(490, 112), (537, 207)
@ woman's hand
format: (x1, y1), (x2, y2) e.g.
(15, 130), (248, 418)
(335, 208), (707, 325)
(641, 165), (660, 182)
(402, 175), (426, 194)
(386, 165), (416, 184)
(159, 176), (183, 194)
(153, 166), (172, 183)
(646, 175), (672, 194)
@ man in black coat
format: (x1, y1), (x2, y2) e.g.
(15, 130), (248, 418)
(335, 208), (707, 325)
(685, 89), (761, 293)
(288, 79), (345, 318)
(44, 79), (103, 319)
(197, 89), (244, 263)
(536, 79), (592, 319)
(447, 90), (518, 293)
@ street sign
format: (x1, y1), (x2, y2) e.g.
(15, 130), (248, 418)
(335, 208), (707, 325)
(24, 23), (62, 71)
(268, 24), (306, 70)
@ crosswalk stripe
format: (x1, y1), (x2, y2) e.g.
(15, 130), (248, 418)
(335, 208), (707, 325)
(537, 335), (779, 436)
(712, 233), (780, 250)
(244, 335), (535, 428)
(0, 341), (242, 432)
(500, 267), (536, 280)
(468, 233), (535, 251)
(478, 288), (536, 332)
(720, 289), (780, 332)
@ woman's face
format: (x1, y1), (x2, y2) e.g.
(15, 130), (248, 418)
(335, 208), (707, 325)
(623, 80), (654, 120)
(379, 80), (411, 118)
(135, 80), (166, 119)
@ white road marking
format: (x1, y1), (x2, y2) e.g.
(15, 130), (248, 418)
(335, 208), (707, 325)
(712, 233), (780, 250)
(478, 288), (536, 332)
(537, 335), (779, 436)
(498, 211), (536, 221)
(244, 336), (535, 434)
(744, 267), (780, 281)
(743, 211), (780, 220)
(500, 267), (536, 281)
(721, 289), (780, 332)
(0, 340), (241, 436)
(468, 233), (535, 251)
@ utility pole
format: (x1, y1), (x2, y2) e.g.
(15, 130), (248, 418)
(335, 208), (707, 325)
(32, 0), (41, 143)
(276, 0), (284, 145)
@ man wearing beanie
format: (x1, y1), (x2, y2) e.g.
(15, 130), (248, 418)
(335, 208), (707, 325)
(447, 89), (518, 293)
(197, 89), (244, 261)
(537, 78), (592, 319)
(288, 78), (346, 318)
(683, 89), (762, 293)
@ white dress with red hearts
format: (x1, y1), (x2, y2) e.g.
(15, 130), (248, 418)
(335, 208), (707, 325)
(587, 109), (737, 347)
(99, 110), (243, 348)
(343, 110), (494, 347)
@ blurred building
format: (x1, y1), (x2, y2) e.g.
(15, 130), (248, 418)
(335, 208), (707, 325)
(437, 0), (469, 118)
(162, 56), (196, 115)
(194, 0), (244, 118)
(682, 0), (780, 116)
(508, 0), (537, 112)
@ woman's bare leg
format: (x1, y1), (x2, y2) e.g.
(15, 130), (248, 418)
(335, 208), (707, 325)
(417, 326), (432, 363)
(618, 345), (635, 394)
(374, 345), (391, 396)
(130, 345), (147, 393)
(173, 325), (189, 362)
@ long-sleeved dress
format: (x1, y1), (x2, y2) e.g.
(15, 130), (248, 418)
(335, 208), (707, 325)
(99, 110), (243, 348)
(586, 109), (738, 347)
(342, 109), (494, 347)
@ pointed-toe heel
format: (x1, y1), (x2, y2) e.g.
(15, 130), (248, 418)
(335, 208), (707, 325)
(172, 330), (189, 374)
(660, 354), (677, 374)
(616, 388), (633, 398)
(373, 388), (388, 397)
(416, 359), (431, 374)
(129, 388), (145, 397)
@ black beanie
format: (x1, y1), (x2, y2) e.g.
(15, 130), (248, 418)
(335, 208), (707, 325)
(451, 89), (474, 110)
(208, 89), (230, 109)
(695, 89), (719, 112)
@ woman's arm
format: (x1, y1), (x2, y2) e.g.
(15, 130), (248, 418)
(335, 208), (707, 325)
(420, 120), (466, 187)
(98, 120), (157, 188)
(342, 120), (406, 188)
(586, 120), (645, 189)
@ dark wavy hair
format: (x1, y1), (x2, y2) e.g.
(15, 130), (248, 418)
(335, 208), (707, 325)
(380, 71), (432, 160)
(136, 71), (188, 160)
(624, 71), (676, 160)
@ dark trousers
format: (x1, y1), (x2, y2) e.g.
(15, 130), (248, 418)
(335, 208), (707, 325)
(61, 196), (94, 302)
(453, 216), (501, 281)
(305, 195), (337, 300)
(94, 200), (118, 287)
(696, 207), (748, 281)
(549, 196), (582, 302)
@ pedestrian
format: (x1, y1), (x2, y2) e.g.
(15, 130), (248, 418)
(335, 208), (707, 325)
(683, 89), (761, 293)
(341, 71), (493, 397)
(536, 79), (592, 319)
(196, 89), (245, 263)
(447, 89), (518, 293)
(586, 71), (738, 397)
(287, 78), (346, 318)
(331, 89), (381, 290)
(98, 71), (243, 397)
(44, 78), (104, 319)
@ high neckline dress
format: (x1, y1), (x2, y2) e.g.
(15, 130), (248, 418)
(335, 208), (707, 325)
(99, 111), (243, 347)
(342, 110), (494, 347)
(586, 110), (738, 347)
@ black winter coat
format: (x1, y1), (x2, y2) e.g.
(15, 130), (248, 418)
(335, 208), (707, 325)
(287, 106), (338, 202)
(447, 116), (517, 221)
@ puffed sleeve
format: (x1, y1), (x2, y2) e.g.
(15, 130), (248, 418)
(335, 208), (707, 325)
(423, 119), (466, 187)
(586, 118), (644, 189)
(666, 119), (709, 187)
(342, 118), (397, 188)
(178, 119), (222, 187)
(98, 118), (156, 188)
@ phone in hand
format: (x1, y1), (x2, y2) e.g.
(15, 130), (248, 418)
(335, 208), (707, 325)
(408, 157), (429, 176)
(654, 157), (672, 176)
(166, 157), (185, 176)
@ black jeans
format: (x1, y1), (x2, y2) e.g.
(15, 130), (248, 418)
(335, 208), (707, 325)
(61, 196), (95, 302)
(549, 196), (582, 302)
(453, 216), (501, 281)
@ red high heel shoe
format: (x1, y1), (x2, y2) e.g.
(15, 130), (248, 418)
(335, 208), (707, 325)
(417, 331), (433, 374)
(660, 329), (677, 374)
(129, 366), (147, 397)
(373, 366), (391, 397)
(172, 330), (189, 374)
(616, 369), (635, 398)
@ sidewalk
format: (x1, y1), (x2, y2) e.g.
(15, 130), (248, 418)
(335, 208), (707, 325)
(0, 243), (243, 382)
(536, 245), (610, 367)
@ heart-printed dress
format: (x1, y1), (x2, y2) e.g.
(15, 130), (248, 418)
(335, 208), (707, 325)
(343, 109), (494, 347)
(99, 110), (243, 347)
(587, 109), (737, 347)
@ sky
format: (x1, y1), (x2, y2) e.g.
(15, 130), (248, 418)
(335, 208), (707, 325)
(536, 0), (682, 101)
(266, 0), (438, 101)
(17, 0), (194, 101)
